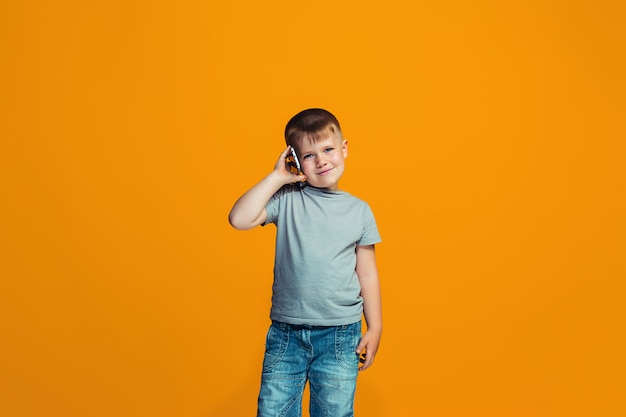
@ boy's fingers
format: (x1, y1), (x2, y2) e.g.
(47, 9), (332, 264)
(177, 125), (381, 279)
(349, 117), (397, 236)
(360, 352), (376, 371)
(359, 355), (370, 371)
(356, 343), (368, 368)
(277, 146), (290, 162)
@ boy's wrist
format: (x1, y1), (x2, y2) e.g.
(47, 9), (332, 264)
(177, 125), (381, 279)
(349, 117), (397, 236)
(268, 170), (294, 187)
(365, 325), (382, 334)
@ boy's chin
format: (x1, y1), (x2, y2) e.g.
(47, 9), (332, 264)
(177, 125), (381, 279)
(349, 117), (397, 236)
(305, 170), (344, 190)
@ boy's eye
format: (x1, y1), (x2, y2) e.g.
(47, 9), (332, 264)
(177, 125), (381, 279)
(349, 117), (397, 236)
(324, 148), (334, 153)
(303, 154), (313, 159)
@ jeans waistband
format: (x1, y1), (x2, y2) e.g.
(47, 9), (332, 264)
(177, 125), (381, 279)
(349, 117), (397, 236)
(271, 320), (359, 330)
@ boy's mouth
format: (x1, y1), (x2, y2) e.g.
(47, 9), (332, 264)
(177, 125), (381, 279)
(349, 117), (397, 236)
(317, 168), (334, 176)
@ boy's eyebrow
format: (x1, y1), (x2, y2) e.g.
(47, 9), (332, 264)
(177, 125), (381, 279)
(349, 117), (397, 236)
(299, 139), (337, 152)
(300, 146), (330, 154)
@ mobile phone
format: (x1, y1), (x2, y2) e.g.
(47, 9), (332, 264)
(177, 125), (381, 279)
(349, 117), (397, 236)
(286, 146), (302, 175)
(286, 146), (305, 187)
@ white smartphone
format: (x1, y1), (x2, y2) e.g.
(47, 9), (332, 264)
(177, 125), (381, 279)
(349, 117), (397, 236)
(286, 146), (302, 175)
(286, 146), (305, 187)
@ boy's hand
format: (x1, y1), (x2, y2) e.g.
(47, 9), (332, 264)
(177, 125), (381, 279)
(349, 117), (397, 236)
(228, 146), (306, 230)
(273, 146), (306, 184)
(356, 328), (381, 371)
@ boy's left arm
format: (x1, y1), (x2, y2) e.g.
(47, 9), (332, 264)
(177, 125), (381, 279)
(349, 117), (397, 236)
(355, 244), (382, 371)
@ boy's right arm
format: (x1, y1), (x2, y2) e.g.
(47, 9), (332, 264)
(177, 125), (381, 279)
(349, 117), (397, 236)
(228, 146), (306, 230)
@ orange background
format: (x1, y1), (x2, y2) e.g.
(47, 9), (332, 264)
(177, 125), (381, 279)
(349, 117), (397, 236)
(1, 1), (625, 416)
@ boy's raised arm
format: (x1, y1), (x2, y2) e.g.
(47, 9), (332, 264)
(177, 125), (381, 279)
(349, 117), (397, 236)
(228, 146), (306, 230)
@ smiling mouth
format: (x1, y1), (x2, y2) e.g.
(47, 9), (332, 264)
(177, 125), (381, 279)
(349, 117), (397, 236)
(317, 168), (334, 176)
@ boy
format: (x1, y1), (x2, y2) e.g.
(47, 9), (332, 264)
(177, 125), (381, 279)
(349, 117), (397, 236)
(228, 108), (382, 417)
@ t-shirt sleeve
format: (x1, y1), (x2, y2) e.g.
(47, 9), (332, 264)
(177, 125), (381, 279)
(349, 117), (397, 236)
(263, 192), (280, 226)
(263, 184), (292, 226)
(357, 203), (382, 246)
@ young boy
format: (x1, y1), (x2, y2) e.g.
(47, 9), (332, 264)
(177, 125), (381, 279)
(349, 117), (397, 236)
(228, 108), (382, 417)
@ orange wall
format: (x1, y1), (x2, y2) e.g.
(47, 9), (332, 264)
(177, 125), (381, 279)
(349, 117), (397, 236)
(1, 1), (625, 416)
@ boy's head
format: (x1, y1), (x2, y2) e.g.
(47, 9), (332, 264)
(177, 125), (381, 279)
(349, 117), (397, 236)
(284, 108), (343, 151)
(285, 108), (348, 191)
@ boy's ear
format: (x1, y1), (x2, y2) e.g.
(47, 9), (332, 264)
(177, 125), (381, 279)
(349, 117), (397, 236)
(342, 139), (348, 158)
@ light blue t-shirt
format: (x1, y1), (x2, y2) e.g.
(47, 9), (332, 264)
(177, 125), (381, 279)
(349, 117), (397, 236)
(264, 185), (381, 326)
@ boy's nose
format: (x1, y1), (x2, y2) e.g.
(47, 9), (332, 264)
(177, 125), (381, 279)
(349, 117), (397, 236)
(316, 156), (327, 168)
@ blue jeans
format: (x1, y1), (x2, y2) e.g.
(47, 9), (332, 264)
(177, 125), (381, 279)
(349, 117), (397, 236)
(257, 321), (362, 417)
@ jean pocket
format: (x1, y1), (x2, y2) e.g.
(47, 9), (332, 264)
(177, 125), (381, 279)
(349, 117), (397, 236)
(335, 322), (361, 372)
(262, 322), (290, 373)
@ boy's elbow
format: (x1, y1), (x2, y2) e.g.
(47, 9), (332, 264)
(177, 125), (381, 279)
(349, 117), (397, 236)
(228, 214), (254, 230)
(229, 207), (266, 230)
(230, 222), (251, 231)
(228, 214), (245, 230)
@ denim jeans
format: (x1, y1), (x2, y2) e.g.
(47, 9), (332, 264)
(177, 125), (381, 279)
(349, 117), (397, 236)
(257, 320), (362, 417)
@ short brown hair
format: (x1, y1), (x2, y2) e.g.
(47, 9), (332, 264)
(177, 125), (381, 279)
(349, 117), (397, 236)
(284, 108), (342, 148)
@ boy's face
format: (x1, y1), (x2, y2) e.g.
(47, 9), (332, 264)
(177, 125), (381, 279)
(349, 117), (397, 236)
(295, 131), (348, 191)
